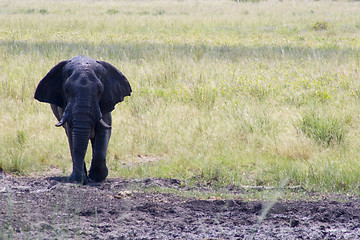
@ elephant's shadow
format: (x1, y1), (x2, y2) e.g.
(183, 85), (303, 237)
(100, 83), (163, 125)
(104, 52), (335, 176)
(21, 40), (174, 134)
(45, 176), (103, 186)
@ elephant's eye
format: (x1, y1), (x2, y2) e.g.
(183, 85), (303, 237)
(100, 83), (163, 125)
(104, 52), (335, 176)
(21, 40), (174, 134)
(97, 84), (104, 97)
(97, 88), (103, 97)
(64, 86), (71, 96)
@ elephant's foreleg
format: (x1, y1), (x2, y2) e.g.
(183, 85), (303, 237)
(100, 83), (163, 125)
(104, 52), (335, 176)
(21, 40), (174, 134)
(88, 113), (111, 182)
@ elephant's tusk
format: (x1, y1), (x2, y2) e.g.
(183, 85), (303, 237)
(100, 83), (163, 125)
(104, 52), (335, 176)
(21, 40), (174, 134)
(55, 118), (67, 127)
(99, 119), (112, 129)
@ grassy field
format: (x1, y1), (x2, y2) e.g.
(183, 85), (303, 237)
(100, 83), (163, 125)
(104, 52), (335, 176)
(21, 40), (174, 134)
(1, 0), (360, 194)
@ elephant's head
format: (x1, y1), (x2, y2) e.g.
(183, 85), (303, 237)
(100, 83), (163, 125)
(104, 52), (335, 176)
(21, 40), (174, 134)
(35, 55), (131, 183)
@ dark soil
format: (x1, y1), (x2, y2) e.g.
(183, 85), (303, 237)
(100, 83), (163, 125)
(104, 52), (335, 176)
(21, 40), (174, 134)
(1, 171), (360, 239)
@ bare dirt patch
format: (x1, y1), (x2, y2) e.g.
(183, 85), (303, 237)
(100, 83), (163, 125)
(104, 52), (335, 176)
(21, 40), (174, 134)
(1, 171), (360, 239)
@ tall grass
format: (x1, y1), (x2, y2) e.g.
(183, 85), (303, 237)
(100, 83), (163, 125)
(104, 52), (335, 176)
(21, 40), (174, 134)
(1, 0), (360, 194)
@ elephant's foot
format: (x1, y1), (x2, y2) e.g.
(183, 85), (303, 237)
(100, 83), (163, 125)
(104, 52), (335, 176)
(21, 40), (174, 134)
(69, 172), (88, 185)
(89, 165), (108, 182)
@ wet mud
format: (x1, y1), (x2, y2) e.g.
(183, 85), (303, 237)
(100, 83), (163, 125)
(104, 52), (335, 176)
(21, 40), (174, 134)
(1, 172), (359, 239)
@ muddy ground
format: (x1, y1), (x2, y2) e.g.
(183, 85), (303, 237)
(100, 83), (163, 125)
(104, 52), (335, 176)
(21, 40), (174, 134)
(1, 171), (360, 240)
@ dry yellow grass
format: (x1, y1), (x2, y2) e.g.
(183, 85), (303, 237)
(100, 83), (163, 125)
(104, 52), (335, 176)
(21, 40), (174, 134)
(1, 0), (360, 193)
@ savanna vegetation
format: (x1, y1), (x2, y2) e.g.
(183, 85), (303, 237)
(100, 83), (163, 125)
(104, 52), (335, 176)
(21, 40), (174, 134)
(1, 0), (360, 195)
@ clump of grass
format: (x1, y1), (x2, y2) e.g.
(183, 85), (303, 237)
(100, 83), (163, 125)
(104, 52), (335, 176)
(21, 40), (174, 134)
(1, 130), (28, 174)
(312, 21), (329, 31)
(191, 86), (217, 111)
(24, 8), (36, 14)
(298, 111), (347, 146)
(139, 11), (150, 15)
(107, 9), (119, 14)
(39, 9), (48, 15)
(153, 10), (166, 16)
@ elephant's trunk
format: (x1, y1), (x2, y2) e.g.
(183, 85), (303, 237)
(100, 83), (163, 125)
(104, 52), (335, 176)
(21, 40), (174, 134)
(69, 99), (95, 184)
(71, 125), (91, 184)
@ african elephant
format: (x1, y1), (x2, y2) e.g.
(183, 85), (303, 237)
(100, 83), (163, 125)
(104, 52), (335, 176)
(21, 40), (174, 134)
(34, 56), (131, 184)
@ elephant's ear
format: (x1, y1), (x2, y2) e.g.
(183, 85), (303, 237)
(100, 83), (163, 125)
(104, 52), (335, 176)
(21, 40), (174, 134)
(34, 60), (69, 108)
(97, 61), (132, 113)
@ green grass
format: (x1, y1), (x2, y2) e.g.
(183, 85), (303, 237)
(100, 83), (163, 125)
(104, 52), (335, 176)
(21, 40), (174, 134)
(1, 0), (360, 194)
